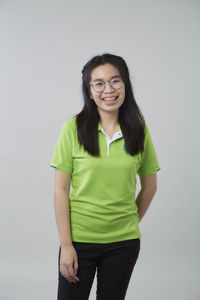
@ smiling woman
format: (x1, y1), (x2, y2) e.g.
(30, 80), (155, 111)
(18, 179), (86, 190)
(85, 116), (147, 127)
(89, 63), (126, 110)
(49, 52), (161, 300)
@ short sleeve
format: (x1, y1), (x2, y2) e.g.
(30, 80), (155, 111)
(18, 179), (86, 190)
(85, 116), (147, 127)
(49, 121), (73, 175)
(137, 125), (161, 178)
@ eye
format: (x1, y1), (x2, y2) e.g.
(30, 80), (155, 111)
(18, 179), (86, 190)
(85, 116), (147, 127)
(94, 81), (104, 86)
(111, 79), (120, 83)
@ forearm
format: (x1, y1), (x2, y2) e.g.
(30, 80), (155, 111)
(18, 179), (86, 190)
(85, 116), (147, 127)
(54, 189), (73, 248)
(135, 187), (157, 222)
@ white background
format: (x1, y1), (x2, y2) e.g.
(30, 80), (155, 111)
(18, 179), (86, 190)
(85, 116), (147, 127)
(0, 0), (199, 299)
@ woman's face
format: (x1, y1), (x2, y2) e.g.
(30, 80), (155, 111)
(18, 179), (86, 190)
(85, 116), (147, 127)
(89, 63), (125, 113)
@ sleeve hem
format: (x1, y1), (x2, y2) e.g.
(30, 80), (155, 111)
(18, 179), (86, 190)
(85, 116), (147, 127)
(137, 166), (161, 178)
(49, 163), (72, 175)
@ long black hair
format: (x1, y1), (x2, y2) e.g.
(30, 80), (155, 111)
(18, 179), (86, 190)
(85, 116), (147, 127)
(73, 53), (146, 157)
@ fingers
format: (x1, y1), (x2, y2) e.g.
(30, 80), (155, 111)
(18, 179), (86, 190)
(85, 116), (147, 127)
(61, 261), (80, 283)
(68, 263), (80, 283)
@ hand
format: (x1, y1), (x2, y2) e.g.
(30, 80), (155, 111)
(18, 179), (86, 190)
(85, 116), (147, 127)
(60, 245), (80, 283)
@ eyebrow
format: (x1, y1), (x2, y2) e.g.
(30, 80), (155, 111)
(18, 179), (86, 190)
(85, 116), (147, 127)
(92, 75), (121, 81)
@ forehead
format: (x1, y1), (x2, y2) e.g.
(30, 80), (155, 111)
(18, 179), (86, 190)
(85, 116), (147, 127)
(90, 63), (120, 81)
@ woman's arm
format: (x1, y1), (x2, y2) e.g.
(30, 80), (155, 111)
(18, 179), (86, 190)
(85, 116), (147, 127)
(54, 169), (80, 283)
(54, 169), (73, 248)
(135, 173), (157, 222)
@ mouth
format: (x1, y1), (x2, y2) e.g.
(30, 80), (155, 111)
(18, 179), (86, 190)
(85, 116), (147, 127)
(101, 96), (119, 102)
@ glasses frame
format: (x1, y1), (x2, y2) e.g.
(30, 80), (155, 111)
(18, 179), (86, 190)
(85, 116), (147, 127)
(89, 77), (123, 93)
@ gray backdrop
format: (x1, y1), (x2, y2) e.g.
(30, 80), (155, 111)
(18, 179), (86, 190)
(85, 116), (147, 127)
(0, 0), (199, 299)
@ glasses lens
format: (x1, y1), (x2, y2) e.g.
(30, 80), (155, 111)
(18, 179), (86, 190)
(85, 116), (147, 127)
(92, 80), (104, 92)
(110, 78), (122, 90)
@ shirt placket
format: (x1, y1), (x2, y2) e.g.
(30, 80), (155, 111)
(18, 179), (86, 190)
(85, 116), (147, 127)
(101, 128), (123, 156)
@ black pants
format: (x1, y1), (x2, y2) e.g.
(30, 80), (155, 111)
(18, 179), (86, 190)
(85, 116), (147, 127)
(57, 238), (141, 300)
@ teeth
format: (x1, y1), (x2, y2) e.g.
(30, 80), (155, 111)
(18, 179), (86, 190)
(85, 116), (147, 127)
(103, 97), (117, 101)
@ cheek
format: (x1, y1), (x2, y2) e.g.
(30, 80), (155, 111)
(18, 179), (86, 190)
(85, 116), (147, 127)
(122, 89), (126, 99)
(90, 93), (96, 100)
(120, 90), (125, 100)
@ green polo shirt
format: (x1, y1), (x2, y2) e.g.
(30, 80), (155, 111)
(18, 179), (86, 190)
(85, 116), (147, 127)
(49, 116), (160, 243)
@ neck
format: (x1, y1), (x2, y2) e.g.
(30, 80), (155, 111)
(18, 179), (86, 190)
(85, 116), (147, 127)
(98, 109), (119, 129)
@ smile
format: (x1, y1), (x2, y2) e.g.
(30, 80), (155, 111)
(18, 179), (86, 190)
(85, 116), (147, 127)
(102, 96), (118, 102)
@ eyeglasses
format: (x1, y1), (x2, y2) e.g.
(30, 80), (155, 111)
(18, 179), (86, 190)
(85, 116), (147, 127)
(89, 77), (123, 93)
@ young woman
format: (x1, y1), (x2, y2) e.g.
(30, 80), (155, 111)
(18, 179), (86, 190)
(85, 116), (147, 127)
(50, 53), (161, 300)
